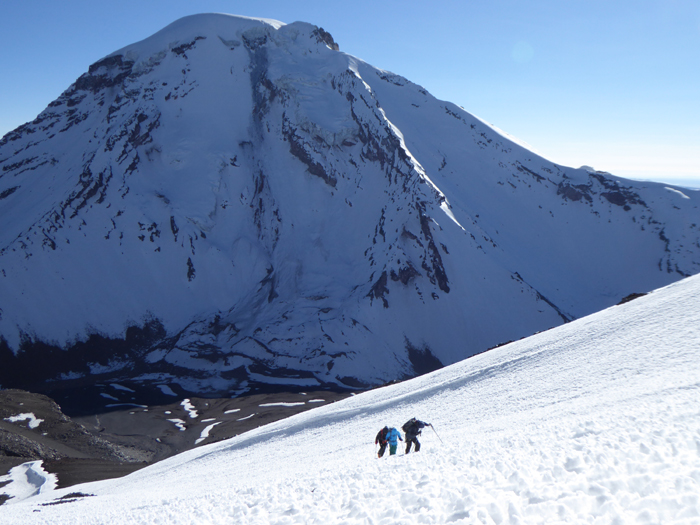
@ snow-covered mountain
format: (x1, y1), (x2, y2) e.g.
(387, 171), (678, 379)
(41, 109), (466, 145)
(0, 14), (698, 400)
(2, 267), (699, 522)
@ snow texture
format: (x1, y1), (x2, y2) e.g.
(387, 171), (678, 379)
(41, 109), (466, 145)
(1, 272), (699, 523)
(1, 13), (699, 397)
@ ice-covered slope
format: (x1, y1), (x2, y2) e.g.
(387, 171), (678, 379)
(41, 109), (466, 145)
(0, 13), (698, 399)
(2, 271), (699, 523)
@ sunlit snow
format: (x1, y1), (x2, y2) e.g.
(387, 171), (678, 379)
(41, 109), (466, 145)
(0, 462), (56, 504)
(665, 187), (691, 200)
(195, 422), (222, 445)
(166, 419), (186, 432)
(180, 399), (198, 419)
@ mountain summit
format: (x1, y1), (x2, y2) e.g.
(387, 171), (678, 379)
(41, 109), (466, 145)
(1, 14), (698, 403)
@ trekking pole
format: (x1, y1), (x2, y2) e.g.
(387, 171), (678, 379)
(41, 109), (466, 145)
(429, 424), (444, 444)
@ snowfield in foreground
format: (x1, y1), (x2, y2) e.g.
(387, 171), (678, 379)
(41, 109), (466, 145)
(1, 273), (699, 523)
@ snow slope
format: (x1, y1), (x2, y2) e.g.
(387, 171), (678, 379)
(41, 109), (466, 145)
(0, 462), (56, 505)
(0, 13), (699, 399)
(1, 273), (699, 523)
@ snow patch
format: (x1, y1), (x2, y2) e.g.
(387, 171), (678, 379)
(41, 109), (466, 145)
(664, 186), (691, 199)
(99, 393), (119, 401)
(167, 419), (186, 432)
(3, 412), (43, 429)
(157, 384), (177, 396)
(0, 461), (56, 504)
(195, 422), (221, 445)
(110, 383), (135, 392)
(259, 402), (306, 407)
(181, 399), (198, 419)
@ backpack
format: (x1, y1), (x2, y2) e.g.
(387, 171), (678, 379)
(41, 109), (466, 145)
(402, 418), (416, 433)
(377, 426), (388, 443)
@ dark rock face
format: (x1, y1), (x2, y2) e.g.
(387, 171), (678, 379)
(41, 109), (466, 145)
(312, 27), (339, 51)
(557, 182), (592, 203)
(74, 55), (135, 93)
(368, 271), (390, 308)
(0, 390), (136, 464)
(590, 173), (646, 209)
(0, 186), (19, 200)
(284, 122), (338, 187)
(405, 339), (443, 376)
(0, 388), (352, 494)
(417, 203), (450, 294)
(0, 318), (351, 416)
(555, 172), (648, 210)
(0, 321), (167, 400)
(617, 292), (647, 305)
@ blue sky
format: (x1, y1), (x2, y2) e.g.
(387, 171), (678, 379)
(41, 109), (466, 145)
(1, 0), (698, 186)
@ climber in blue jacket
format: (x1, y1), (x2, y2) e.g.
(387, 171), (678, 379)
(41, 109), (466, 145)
(385, 426), (403, 455)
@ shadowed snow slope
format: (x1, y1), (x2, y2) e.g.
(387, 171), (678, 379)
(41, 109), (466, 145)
(1, 13), (699, 399)
(2, 273), (699, 523)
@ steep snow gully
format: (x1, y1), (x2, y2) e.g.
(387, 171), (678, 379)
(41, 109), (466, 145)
(0, 14), (699, 405)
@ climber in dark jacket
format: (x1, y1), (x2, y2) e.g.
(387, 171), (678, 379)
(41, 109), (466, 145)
(375, 426), (389, 458)
(402, 417), (430, 454)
